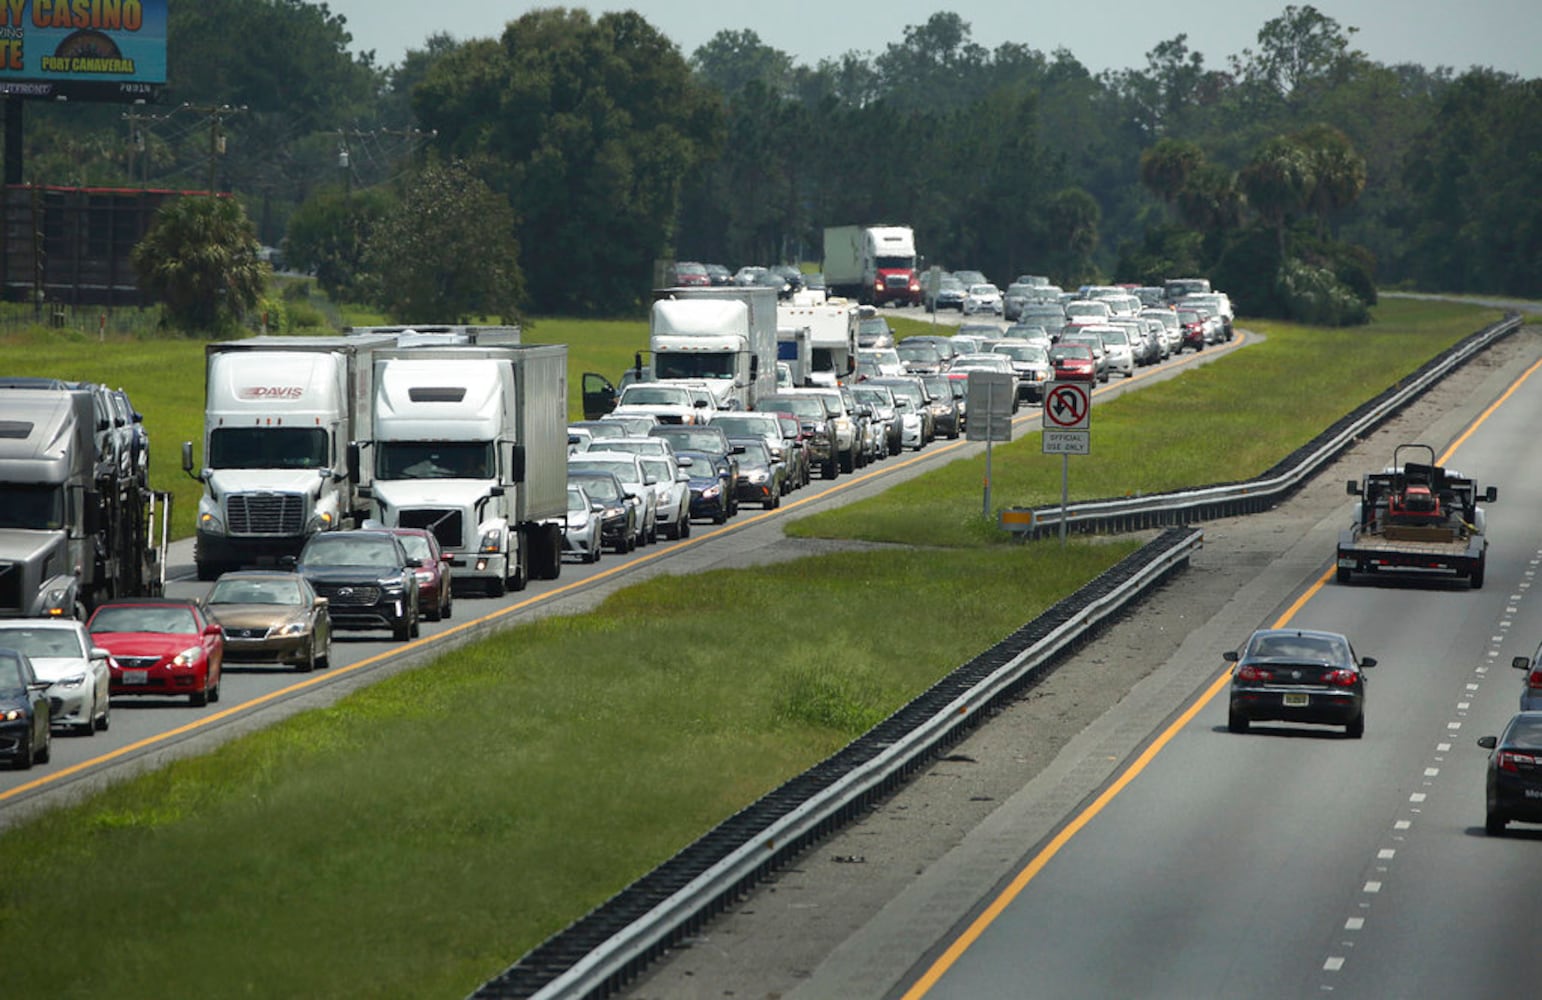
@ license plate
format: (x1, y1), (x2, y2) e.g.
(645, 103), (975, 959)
(1284, 693), (1309, 707)
(122, 670), (149, 685)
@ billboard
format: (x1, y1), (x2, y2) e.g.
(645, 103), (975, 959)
(0, 0), (166, 102)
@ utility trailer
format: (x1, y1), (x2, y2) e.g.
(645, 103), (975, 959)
(1336, 444), (1496, 588)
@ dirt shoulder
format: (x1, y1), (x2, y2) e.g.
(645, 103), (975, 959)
(620, 323), (1542, 1000)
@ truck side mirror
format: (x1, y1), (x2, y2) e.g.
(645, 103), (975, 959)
(82, 489), (101, 535)
(1485, 486), (1498, 503)
(1346, 480), (1361, 496)
(181, 441), (203, 483)
(346, 442), (361, 483)
(509, 444), (526, 484)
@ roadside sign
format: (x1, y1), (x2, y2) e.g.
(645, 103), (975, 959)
(966, 372), (1015, 442)
(1043, 430), (1090, 454)
(1042, 382), (1091, 431)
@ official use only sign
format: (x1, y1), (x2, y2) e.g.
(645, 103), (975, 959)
(1042, 381), (1090, 454)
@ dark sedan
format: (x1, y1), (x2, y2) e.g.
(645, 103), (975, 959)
(0, 648), (50, 770)
(1224, 628), (1374, 738)
(674, 449), (734, 524)
(1477, 712), (1542, 835)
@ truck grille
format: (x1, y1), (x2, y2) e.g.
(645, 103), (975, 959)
(314, 584), (381, 607)
(884, 275), (910, 290)
(399, 509), (464, 550)
(226, 493), (306, 535)
(0, 562), (21, 614)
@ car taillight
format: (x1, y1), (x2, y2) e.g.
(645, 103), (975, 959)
(1322, 669), (1358, 687)
(1498, 750), (1542, 772)
(1237, 664), (1272, 682)
(1529, 669), (1542, 690)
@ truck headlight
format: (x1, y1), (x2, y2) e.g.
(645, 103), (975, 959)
(199, 511), (225, 534)
(479, 528), (502, 553)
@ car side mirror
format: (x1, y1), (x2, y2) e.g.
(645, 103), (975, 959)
(1486, 486), (1498, 503)
(1222, 651), (1239, 662)
(1359, 657), (1376, 668)
(1478, 735), (1498, 749)
(1513, 656), (1531, 671)
(204, 623), (223, 637)
(90, 647), (113, 660)
(314, 597), (328, 608)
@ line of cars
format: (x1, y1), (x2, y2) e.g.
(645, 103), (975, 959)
(0, 522), (458, 769)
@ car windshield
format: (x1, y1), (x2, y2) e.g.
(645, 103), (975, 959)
(572, 474), (621, 501)
(969, 284), (996, 296)
(208, 578), (303, 605)
(897, 345), (941, 362)
(1051, 345), (1093, 361)
(0, 627), (85, 658)
(759, 397), (824, 421)
(90, 605), (197, 634)
(393, 534), (433, 562)
(736, 440), (770, 464)
(571, 458), (641, 485)
(995, 345), (1048, 362)
(1248, 633), (1349, 662)
(618, 386), (693, 406)
(885, 383), (923, 406)
(640, 457), (674, 482)
(567, 487), (590, 512)
(654, 429), (728, 453)
(713, 416), (775, 438)
(301, 536), (401, 568)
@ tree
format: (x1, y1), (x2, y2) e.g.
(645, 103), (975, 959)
(1294, 124), (1366, 236)
(692, 30), (794, 98)
(284, 185), (396, 299)
(415, 9), (722, 315)
(133, 196), (268, 333)
(1042, 187), (1102, 284)
(1239, 136), (1313, 254)
(1243, 5), (1361, 105)
(362, 161), (524, 323)
(1140, 138), (1204, 210)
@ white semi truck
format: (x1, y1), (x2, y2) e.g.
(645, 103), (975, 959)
(775, 301), (859, 387)
(649, 286), (778, 411)
(183, 334), (400, 581)
(353, 343), (569, 596)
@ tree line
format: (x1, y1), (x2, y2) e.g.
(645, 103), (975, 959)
(27, 2), (1541, 327)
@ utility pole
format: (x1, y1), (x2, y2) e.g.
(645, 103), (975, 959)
(179, 103), (246, 194)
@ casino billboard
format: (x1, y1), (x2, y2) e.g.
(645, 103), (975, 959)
(0, 0), (166, 103)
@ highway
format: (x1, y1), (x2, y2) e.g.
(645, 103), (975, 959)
(0, 320), (1241, 822)
(617, 321), (1542, 1000)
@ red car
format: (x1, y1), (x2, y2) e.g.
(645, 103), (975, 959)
(88, 597), (225, 707)
(371, 527), (454, 621)
(1048, 343), (1098, 382)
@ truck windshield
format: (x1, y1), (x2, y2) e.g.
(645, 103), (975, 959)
(0, 485), (64, 530)
(377, 442), (494, 480)
(875, 256), (914, 270)
(209, 427), (329, 470)
(655, 354), (735, 380)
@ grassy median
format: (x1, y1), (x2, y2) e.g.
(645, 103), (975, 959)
(0, 298), (1506, 999)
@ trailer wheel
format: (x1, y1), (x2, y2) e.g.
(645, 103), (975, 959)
(1471, 558), (1486, 589)
(1336, 566), (1352, 584)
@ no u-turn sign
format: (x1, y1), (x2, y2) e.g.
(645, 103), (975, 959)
(1043, 382), (1091, 431)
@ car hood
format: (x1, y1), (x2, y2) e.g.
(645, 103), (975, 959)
(299, 566), (405, 585)
(91, 633), (201, 657)
(22, 655), (93, 682)
(207, 468), (326, 496)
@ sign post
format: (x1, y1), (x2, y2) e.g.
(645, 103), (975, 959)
(1042, 381), (1092, 546)
(967, 371), (1016, 518)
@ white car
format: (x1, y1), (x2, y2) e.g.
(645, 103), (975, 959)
(569, 451), (660, 545)
(962, 283), (1004, 315)
(0, 619), (111, 734)
(639, 453), (693, 539)
(1087, 325), (1136, 378)
(562, 485), (604, 563)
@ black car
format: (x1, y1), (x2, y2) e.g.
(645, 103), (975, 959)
(568, 469), (640, 553)
(649, 425), (741, 515)
(0, 647), (51, 770)
(294, 530), (420, 640)
(1224, 628), (1374, 738)
(1477, 712), (1542, 835)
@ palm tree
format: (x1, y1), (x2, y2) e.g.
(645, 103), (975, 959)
(133, 195), (268, 333)
(1239, 136), (1314, 255)
(1294, 124), (1367, 237)
(1139, 138), (1204, 213)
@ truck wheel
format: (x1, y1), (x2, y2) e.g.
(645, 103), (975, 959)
(1471, 561), (1486, 589)
(486, 575), (506, 598)
(1336, 566), (1352, 584)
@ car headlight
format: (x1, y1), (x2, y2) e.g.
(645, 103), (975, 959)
(171, 646), (203, 668)
(0, 708), (23, 721)
(747, 470), (768, 484)
(602, 505), (625, 521)
(701, 484), (721, 500)
(271, 622), (308, 638)
(381, 578), (407, 594)
(53, 673), (87, 688)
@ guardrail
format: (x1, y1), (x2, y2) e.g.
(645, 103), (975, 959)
(1002, 312), (1523, 538)
(471, 527), (1203, 999)
(472, 311), (1523, 999)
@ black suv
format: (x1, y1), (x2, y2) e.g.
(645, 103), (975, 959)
(293, 530), (420, 641)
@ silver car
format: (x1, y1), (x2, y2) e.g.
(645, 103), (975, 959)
(0, 619), (111, 734)
(563, 484), (604, 563)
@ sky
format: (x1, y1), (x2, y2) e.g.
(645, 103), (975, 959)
(323, 0), (1541, 79)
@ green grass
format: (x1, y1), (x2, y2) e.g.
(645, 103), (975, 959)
(0, 545), (1132, 1000)
(0, 296), (1507, 999)
(791, 298), (1502, 547)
